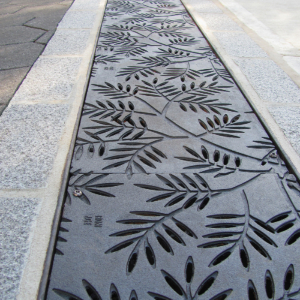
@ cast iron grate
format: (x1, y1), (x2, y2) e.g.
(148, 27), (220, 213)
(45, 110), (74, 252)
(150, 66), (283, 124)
(46, 0), (300, 299)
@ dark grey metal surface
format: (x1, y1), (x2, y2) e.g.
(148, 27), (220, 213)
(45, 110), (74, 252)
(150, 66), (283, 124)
(46, 0), (300, 299)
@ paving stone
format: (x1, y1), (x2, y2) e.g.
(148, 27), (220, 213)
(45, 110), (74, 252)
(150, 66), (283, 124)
(45, 0), (300, 299)
(0, 104), (69, 189)
(24, 3), (72, 31)
(0, 9), (36, 27)
(214, 31), (268, 57)
(0, 43), (44, 70)
(0, 26), (45, 46)
(0, 67), (29, 104)
(199, 13), (243, 31)
(235, 58), (300, 103)
(268, 106), (300, 156)
(69, 0), (100, 10)
(42, 29), (90, 55)
(184, 0), (223, 13)
(0, 197), (39, 300)
(58, 10), (97, 29)
(12, 57), (82, 103)
(0, 5), (24, 15)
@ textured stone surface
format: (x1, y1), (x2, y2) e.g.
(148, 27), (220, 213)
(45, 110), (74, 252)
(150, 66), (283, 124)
(214, 31), (268, 57)
(234, 58), (300, 103)
(186, 0), (222, 13)
(199, 13), (243, 31)
(58, 10), (97, 28)
(45, 0), (300, 299)
(0, 197), (39, 300)
(12, 57), (82, 103)
(269, 106), (300, 156)
(69, 0), (100, 10)
(0, 104), (68, 188)
(42, 29), (90, 55)
(0, 43), (44, 70)
(0, 26), (44, 46)
(0, 67), (29, 104)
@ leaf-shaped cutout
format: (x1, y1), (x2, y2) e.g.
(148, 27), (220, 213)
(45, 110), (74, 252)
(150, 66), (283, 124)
(183, 195), (197, 209)
(117, 83), (123, 90)
(127, 249), (138, 274)
(162, 224), (186, 245)
(155, 230), (174, 255)
(183, 146), (201, 158)
(198, 240), (235, 248)
(106, 128), (123, 137)
(151, 146), (167, 159)
(286, 229), (300, 245)
(156, 174), (176, 189)
(106, 100), (116, 109)
(165, 194), (186, 207)
(207, 117), (214, 128)
(201, 146), (209, 160)
(276, 220), (295, 233)
(102, 160), (129, 170)
(235, 157), (241, 167)
(214, 115), (221, 126)
(79, 192), (90, 205)
(144, 150), (162, 163)
(172, 217), (198, 239)
(209, 250), (232, 267)
(250, 225), (277, 247)
(195, 271), (218, 295)
(248, 280), (258, 300)
(284, 264), (294, 291)
(170, 174), (188, 189)
(131, 131), (144, 140)
(118, 100), (125, 109)
(82, 279), (102, 300)
(145, 238), (156, 267)
(133, 161), (147, 174)
(210, 289), (233, 300)
(239, 244), (250, 269)
(214, 150), (220, 162)
(146, 192), (175, 203)
(265, 270), (274, 299)
(105, 237), (139, 253)
(131, 211), (165, 217)
(147, 292), (172, 300)
(269, 212), (290, 223)
(110, 228), (149, 237)
(180, 103), (187, 111)
(53, 289), (83, 300)
(223, 114), (229, 124)
(129, 290), (138, 300)
(185, 256), (194, 283)
(138, 155), (156, 168)
(198, 197), (210, 210)
(75, 145), (83, 160)
(85, 187), (116, 198)
(161, 270), (185, 296)
(223, 154), (229, 165)
(247, 236), (271, 259)
(98, 144), (105, 156)
(139, 117), (147, 127)
(110, 283), (120, 300)
(87, 144), (95, 158)
(231, 114), (240, 123)
(128, 101), (135, 110)
(190, 104), (197, 112)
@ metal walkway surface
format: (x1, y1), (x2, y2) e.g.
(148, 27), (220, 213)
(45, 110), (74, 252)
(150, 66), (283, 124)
(45, 0), (300, 299)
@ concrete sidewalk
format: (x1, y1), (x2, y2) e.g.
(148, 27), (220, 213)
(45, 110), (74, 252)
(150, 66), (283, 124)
(1, 0), (300, 298)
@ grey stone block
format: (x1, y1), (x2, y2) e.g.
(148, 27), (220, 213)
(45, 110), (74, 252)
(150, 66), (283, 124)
(199, 13), (243, 31)
(42, 29), (90, 55)
(0, 197), (39, 300)
(0, 104), (68, 188)
(12, 57), (82, 103)
(268, 106), (300, 156)
(58, 10), (97, 29)
(186, 0), (222, 13)
(235, 58), (300, 103)
(69, 0), (100, 10)
(0, 43), (44, 70)
(0, 26), (45, 45)
(0, 67), (29, 104)
(214, 31), (268, 57)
